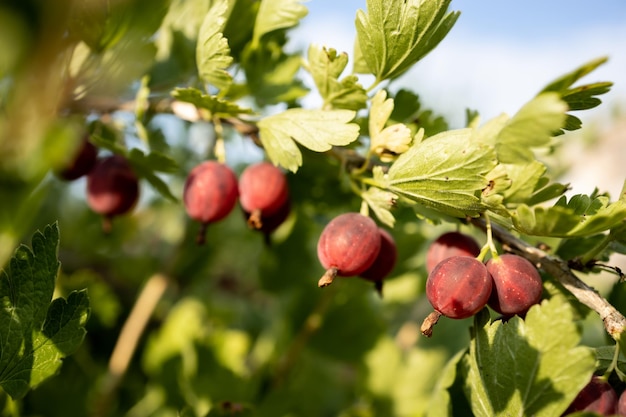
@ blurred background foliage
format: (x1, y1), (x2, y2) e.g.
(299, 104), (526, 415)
(0, 0), (624, 416)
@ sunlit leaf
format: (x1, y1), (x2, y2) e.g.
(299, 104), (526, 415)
(355, 0), (459, 81)
(172, 87), (254, 117)
(196, 0), (233, 91)
(512, 194), (626, 237)
(0, 224), (90, 399)
(258, 109), (360, 172)
(463, 296), (595, 417)
(385, 128), (497, 218)
(306, 45), (367, 110)
(496, 93), (567, 163)
(252, 0), (307, 48)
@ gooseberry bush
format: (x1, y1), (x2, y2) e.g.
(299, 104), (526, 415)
(1, 0), (626, 416)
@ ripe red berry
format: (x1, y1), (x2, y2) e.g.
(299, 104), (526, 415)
(360, 228), (397, 295)
(487, 254), (543, 316)
(426, 231), (481, 273)
(426, 256), (492, 319)
(239, 162), (289, 230)
(317, 213), (381, 287)
(86, 155), (139, 232)
(183, 161), (239, 244)
(57, 138), (98, 180)
(563, 376), (617, 415)
(243, 198), (291, 245)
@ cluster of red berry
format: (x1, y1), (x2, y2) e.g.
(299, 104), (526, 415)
(425, 231), (543, 319)
(183, 160), (290, 245)
(57, 138), (290, 240)
(315, 213), (398, 294)
(56, 138), (140, 233)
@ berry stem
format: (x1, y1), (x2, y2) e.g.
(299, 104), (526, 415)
(318, 267), (338, 288)
(196, 223), (208, 245)
(475, 213), (499, 263)
(213, 116), (226, 164)
(247, 209), (263, 229)
(420, 310), (442, 337)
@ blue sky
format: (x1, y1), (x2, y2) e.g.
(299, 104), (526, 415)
(292, 0), (626, 127)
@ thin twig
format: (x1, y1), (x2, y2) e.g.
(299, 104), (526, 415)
(92, 273), (170, 417)
(471, 217), (626, 340)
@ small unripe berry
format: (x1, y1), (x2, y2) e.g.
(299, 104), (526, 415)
(563, 376), (617, 415)
(57, 138), (98, 180)
(426, 256), (492, 319)
(86, 155), (139, 232)
(239, 162), (289, 229)
(487, 254), (543, 316)
(426, 231), (481, 273)
(317, 213), (381, 287)
(183, 161), (239, 244)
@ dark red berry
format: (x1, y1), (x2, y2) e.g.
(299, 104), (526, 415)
(426, 256), (492, 319)
(183, 161), (239, 244)
(57, 138), (98, 180)
(317, 213), (381, 287)
(243, 197), (291, 245)
(487, 254), (543, 316)
(617, 389), (626, 416)
(426, 231), (481, 273)
(87, 155), (139, 232)
(361, 228), (397, 295)
(563, 376), (617, 415)
(239, 162), (289, 229)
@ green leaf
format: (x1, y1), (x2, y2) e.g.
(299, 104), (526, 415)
(512, 194), (626, 237)
(128, 149), (179, 202)
(355, 0), (459, 81)
(463, 296), (596, 417)
(306, 45), (367, 111)
(368, 90), (412, 161)
(196, 0), (234, 91)
(172, 87), (254, 117)
(385, 128), (497, 218)
(540, 57), (612, 133)
(251, 0), (308, 48)
(242, 40), (309, 106)
(595, 345), (626, 376)
(0, 223), (90, 399)
(361, 171), (398, 228)
(496, 93), (567, 163)
(500, 161), (546, 203)
(425, 349), (466, 417)
(258, 109), (360, 172)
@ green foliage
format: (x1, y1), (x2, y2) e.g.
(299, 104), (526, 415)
(258, 109), (360, 172)
(1, 0), (624, 415)
(512, 191), (626, 237)
(306, 45), (368, 111)
(355, 0), (460, 82)
(172, 87), (254, 117)
(462, 297), (596, 417)
(196, 0), (234, 91)
(540, 56), (613, 134)
(384, 128), (497, 218)
(0, 223), (90, 399)
(251, 0), (307, 49)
